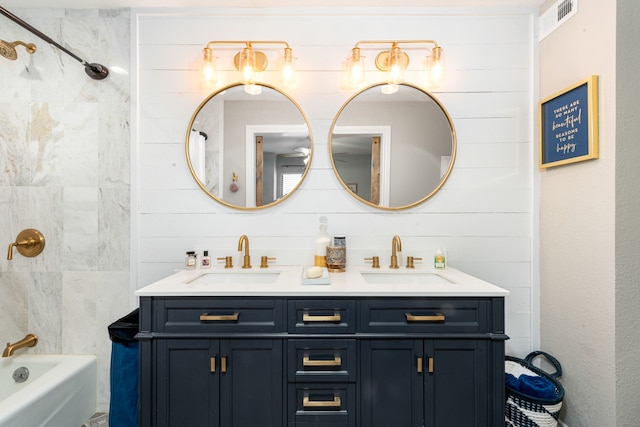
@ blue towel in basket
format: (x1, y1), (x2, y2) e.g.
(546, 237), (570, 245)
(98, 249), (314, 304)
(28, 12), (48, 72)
(506, 373), (556, 400)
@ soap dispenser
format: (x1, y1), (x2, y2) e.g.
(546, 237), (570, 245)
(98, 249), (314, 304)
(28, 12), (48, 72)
(434, 248), (446, 269)
(314, 216), (330, 267)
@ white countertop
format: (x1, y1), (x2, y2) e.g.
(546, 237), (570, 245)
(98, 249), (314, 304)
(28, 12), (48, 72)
(135, 265), (509, 297)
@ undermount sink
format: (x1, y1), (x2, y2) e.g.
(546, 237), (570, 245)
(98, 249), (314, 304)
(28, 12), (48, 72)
(359, 271), (455, 285)
(187, 271), (281, 285)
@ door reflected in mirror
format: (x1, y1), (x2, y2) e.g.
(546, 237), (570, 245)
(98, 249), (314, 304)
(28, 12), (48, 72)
(330, 83), (456, 210)
(186, 83), (313, 210)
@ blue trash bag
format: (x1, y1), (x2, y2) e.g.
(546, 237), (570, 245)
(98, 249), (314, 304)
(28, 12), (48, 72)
(108, 309), (139, 427)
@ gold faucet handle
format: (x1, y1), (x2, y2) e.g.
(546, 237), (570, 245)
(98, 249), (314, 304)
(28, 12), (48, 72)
(260, 256), (276, 268)
(364, 256), (380, 268)
(7, 229), (45, 260)
(406, 256), (423, 269)
(217, 256), (233, 268)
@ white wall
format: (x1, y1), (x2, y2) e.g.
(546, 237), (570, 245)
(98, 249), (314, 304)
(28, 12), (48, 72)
(133, 7), (537, 357)
(539, 0), (619, 425)
(615, 2), (640, 424)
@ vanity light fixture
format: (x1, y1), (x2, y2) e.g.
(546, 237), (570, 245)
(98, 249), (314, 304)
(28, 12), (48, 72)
(346, 40), (444, 89)
(0, 6), (109, 80)
(201, 40), (296, 92)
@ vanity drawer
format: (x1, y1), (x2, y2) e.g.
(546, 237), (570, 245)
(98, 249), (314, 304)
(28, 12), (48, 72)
(360, 298), (489, 333)
(153, 297), (285, 333)
(288, 339), (356, 382)
(288, 300), (356, 334)
(288, 383), (355, 427)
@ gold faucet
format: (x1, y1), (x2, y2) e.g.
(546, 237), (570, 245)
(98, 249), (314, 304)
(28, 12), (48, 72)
(237, 235), (251, 269)
(2, 333), (38, 357)
(390, 235), (402, 269)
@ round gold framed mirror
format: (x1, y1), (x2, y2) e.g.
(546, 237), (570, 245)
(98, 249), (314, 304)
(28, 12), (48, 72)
(329, 83), (456, 210)
(186, 83), (313, 210)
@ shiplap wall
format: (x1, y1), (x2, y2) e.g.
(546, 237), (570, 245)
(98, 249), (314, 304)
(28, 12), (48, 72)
(133, 7), (536, 355)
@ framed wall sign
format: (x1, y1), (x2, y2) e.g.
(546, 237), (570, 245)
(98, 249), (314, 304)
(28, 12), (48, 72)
(538, 75), (599, 168)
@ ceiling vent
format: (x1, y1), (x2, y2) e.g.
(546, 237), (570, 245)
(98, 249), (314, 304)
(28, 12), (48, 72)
(539, 0), (578, 41)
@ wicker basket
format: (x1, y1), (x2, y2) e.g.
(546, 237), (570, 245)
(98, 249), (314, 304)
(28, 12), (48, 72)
(505, 351), (565, 427)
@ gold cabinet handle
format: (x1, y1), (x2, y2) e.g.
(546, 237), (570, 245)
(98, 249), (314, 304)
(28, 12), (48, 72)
(303, 355), (342, 367)
(417, 357), (423, 373)
(200, 313), (239, 322)
(428, 357), (434, 373)
(303, 312), (341, 323)
(221, 356), (227, 373)
(303, 396), (341, 408)
(210, 357), (216, 373)
(404, 313), (445, 322)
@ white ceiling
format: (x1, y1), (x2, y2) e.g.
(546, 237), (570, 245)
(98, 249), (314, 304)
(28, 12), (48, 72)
(2, 0), (544, 9)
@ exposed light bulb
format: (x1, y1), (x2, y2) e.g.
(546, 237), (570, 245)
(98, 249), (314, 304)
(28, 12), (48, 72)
(239, 46), (257, 85)
(281, 47), (296, 86)
(348, 47), (365, 86)
(387, 45), (407, 85)
(202, 47), (217, 87)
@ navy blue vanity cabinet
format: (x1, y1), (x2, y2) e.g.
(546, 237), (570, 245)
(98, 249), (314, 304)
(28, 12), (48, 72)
(138, 297), (285, 427)
(138, 295), (506, 427)
(359, 298), (506, 427)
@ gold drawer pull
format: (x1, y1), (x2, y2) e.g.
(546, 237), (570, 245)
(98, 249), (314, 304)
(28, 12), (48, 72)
(303, 312), (341, 323)
(303, 355), (342, 367)
(404, 313), (445, 322)
(200, 313), (239, 322)
(303, 396), (341, 408)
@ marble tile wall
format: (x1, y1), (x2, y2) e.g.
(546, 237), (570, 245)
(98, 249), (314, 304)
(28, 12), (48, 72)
(0, 8), (130, 411)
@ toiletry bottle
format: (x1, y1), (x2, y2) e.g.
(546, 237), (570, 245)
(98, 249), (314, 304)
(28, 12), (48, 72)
(314, 216), (330, 267)
(434, 248), (446, 269)
(186, 251), (197, 270)
(201, 250), (211, 269)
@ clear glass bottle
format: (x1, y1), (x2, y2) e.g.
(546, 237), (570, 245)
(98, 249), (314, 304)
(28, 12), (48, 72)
(186, 251), (197, 270)
(314, 216), (330, 267)
(201, 250), (211, 269)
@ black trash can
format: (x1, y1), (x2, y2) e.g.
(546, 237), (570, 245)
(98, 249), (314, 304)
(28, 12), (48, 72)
(108, 308), (139, 427)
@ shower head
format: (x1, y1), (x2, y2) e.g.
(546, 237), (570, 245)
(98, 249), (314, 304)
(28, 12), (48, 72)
(0, 39), (36, 61)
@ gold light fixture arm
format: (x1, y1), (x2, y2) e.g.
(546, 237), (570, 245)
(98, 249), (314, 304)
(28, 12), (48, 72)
(7, 229), (45, 260)
(353, 40), (441, 72)
(204, 40), (291, 73)
(201, 40), (295, 87)
(346, 39), (444, 88)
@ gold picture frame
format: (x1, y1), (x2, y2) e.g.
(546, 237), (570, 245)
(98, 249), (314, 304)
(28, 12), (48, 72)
(538, 75), (599, 169)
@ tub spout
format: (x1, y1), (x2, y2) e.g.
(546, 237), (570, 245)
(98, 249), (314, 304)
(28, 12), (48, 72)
(2, 333), (38, 357)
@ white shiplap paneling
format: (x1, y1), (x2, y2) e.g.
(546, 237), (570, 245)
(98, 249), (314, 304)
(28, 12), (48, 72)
(133, 8), (536, 355)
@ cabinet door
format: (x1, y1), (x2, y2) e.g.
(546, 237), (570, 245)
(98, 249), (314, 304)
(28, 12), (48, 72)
(360, 340), (423, 427)
(423, 340), (490, 427)
(156, 339), (219, 427)
(220, 339), (284, 427)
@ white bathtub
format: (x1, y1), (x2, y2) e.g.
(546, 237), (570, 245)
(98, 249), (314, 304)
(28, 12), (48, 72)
(0, 354), (97, 427)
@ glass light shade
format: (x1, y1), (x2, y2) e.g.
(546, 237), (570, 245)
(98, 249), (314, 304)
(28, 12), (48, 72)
(423, 46), (445, 88)
(347, 47), (365, 86)
(238, 47), (257, 85)
(281, 47), (296, 86)
(202, 47), (217, 87)
(387, 46), (407, 85)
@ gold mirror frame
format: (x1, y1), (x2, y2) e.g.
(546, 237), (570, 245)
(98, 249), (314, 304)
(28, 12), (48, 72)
(186, 82), (314, 210)
(329, 83), (457, 210)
